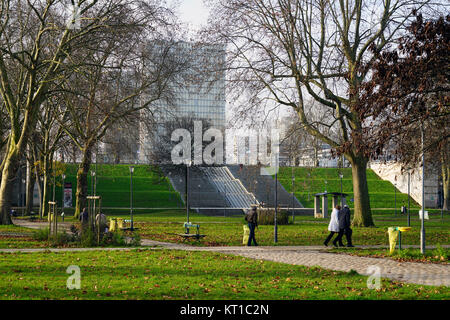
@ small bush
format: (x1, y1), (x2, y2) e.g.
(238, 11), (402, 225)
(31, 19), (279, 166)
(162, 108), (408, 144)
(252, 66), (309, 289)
(257, 209), (289, 225)
(32, 228), (50, 241)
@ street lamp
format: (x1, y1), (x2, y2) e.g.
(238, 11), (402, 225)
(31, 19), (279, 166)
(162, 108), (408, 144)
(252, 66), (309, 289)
(407, 171), (411, 227)
(394, 181), (397, 217)
(292, 168), (295, 223)
(274, 156), (279, 244)
(339, 173), (344, 206)
(90, 171), (96, 196)
(61, 174), (66, 221)
(185, 161), (191, 227)
(420, 123), (426, 254)
(129, 166), (135, 231)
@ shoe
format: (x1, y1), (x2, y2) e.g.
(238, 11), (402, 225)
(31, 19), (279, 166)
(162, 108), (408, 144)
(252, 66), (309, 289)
(323, 242), (328, 247)
(338, 243), (345, 247)
(332, 242), (338, 248)
(347, 244), (355, 247)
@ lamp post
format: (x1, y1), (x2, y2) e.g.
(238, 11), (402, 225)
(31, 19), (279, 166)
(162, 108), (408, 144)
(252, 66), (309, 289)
(407, 171), (411, 227)
(420, 123), (425, 254)
(394, 182), (397, 217)
(185, 161), (191, 227)
(129, 166), (134, 231)
(61, 174), (66, 221)
(292, 167), (295, 223)
(339, 173), (344, 206)
(439, 181), (444, 220)
(274, 168), (278, 243)
(90, 171), (96, 196)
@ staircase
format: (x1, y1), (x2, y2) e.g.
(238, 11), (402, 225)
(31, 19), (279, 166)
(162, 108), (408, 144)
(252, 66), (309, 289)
(227, 165), (304, 210)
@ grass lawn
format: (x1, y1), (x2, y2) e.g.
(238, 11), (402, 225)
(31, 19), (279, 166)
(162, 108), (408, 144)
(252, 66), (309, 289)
(0, 249), (448, 300)
(276, 167), (420, 210)
(2, 212), (448, 249)
(115, 212), (450, 248)
(330, 247), (449, 264)
(51, 164), (183, 209)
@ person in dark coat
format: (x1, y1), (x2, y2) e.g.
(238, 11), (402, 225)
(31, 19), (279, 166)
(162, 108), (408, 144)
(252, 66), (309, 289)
(245, 205), (258, 246)
(79, 208), (89, 229)
(334, 204), (354, 247)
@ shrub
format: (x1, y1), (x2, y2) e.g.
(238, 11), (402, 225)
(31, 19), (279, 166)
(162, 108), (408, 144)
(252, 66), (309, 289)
(32, 227), (50, 241)
(257, 209), (289, 225)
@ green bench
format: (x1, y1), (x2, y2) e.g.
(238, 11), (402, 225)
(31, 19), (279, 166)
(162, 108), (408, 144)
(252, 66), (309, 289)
(177, 222), (206, 241)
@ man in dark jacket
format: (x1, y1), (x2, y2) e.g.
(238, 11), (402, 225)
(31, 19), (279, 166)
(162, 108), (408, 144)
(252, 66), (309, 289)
(245, 205), (258, 246)
(79, 208), (89, 230)
(334, 204), (354, 247)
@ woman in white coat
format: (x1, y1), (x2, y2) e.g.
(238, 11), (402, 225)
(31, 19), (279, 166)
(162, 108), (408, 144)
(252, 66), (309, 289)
(324, 205), (341, 247)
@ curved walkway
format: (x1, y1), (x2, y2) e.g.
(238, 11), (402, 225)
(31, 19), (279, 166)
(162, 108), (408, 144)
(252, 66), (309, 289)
(139, 240), (450, 287)
(5, 219), (450, 287)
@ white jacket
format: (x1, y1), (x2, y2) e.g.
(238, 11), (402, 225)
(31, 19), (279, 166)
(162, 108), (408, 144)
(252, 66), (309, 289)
(328, 208), (340, 232)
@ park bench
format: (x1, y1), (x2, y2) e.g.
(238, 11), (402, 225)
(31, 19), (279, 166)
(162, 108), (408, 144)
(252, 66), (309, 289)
(177, 222), (206, 241)
(29, 212), (38, 221)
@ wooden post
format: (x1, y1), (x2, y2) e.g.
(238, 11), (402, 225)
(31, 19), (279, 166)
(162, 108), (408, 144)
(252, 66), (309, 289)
(332, 195), (338, 209)
(314, 195), (321, 218)
(322, 195), (328, 218)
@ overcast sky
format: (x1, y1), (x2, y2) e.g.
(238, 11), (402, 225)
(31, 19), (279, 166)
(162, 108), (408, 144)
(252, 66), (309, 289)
(177, 0), (210, 31)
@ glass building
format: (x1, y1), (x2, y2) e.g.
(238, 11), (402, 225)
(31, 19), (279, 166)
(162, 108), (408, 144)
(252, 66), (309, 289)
(138, 42), (226, 164)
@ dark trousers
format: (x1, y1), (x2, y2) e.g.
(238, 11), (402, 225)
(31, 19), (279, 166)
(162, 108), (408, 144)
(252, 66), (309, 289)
(247, 223), (258, 246)
(335, 227), (353, 246)
(324, 231), (338, 246)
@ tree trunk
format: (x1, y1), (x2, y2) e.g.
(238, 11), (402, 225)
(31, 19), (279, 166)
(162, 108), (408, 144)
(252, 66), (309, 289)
(442, 159), (449, 211)
(0, 151), (19, 225)
(348, 154), (374, 227)
(75, 147), (92, 218)
(25, 160), (36, 215)
(41, 156), (51, 219)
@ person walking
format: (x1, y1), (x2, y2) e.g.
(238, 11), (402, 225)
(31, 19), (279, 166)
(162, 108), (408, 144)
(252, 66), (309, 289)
(79, 208), (88, 225)
(245, 205), (258, 246)
(95, 212), (108, 233)
(335, 204), (354, 247)
(324, 205), (341, 247)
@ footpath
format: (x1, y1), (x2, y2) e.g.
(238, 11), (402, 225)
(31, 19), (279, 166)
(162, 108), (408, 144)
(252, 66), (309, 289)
(2, 219), (449, 287)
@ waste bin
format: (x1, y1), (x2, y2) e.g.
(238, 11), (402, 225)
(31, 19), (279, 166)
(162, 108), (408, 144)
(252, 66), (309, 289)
(387, 227), (399, 254)
(242, 225), (250, 245)
(388, 227), (412, 253)
(109, 218), (124, 232)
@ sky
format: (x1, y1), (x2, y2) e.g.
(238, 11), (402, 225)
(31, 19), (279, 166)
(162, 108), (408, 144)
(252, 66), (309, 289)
(176, 0), (210, 31)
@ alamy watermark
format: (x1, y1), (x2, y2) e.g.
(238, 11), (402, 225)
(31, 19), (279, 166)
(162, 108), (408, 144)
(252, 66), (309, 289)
(170, 121), (280, 175)
(366, 265), (382, 290)
(66, 265), (81, 290)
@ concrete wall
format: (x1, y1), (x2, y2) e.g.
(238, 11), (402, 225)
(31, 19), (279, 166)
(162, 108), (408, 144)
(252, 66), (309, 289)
(370, 161), (440, 208)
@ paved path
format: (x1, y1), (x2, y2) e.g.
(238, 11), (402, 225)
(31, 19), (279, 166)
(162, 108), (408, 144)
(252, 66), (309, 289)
(5, 219), (450, 287)
(139, 240), (450, 287)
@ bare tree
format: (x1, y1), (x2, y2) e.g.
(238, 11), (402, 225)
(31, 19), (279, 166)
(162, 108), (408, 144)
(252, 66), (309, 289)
(0, 0), (169, 225)
(205, 0), (444, 226)
(59, 29), (194, 216)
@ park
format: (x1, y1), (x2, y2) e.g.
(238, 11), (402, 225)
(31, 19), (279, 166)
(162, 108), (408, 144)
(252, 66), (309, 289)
(0, 0), (448, 306)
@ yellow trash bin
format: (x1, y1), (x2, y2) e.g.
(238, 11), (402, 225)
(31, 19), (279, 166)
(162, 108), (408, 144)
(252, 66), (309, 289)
(387, 227), (399, 254)
(242, 225), (250, 245)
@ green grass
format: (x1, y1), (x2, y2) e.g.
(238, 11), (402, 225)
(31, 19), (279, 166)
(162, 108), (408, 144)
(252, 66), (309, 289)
(4, 212), (449, 249)
(330, 247), (449, 264)
(277, 167), (419, 210)
(0, 249), (448, 300)
(51, 164), (183, 208)
(100, 211), (449, 248)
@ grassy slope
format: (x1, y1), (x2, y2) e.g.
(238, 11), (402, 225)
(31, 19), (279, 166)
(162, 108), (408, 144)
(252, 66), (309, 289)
(53, 164), (183, 208)
(277, 167), (419, 210)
